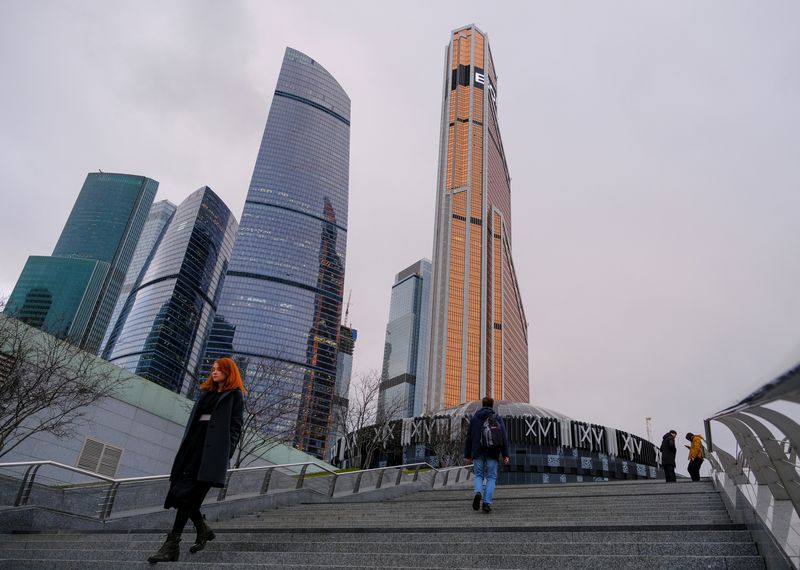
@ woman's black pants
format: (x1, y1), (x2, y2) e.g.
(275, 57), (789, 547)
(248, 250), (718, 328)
(663, 465), (676, 482)
(171, 508), (204, 534)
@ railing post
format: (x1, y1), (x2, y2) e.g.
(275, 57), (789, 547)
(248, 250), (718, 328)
(353, 471), (364, 493)
(455, 468), (462, 483)
(376, 468), (386, 489)
(430, 470), (437, 488)
(413, 465), (422, 482)
(98, 482), (120, 521)
(704, 418), (714, 453)
(217, 472), (233, 501)
(328, 473), (338, 497)
(295, 464), (309, 489)
(259, 468), (274, 495)
(15, 464), (41, 507)
(442, 470), (450, 487)
(395, 466), (403, 486)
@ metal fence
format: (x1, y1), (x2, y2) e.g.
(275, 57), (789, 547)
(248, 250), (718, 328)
(0, 460), (472, 522)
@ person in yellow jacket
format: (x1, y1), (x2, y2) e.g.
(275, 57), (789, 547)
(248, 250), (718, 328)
(685, 432), (705, 481)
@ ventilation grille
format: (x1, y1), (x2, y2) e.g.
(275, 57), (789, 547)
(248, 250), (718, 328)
(76, 437), (123, 477)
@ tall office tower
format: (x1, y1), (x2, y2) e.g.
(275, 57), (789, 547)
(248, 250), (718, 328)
(427, 25), (530, 413)
(203, 48), (350, 459)
(101, 200), (177, 354)
(330, 324), (356, 450)
(379, 259), (432, 420)
(104, 187), (237, 394)
(5, 173), (158, 352)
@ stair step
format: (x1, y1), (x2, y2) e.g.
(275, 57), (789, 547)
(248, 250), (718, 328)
(0, 529), (754, 543)
(0, 551), (766, 569)
(0, 479), (765, 569)
(0, 540), (758, 555)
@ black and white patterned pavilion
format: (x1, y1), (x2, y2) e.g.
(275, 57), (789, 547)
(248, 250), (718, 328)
(330, 400), (664, 484)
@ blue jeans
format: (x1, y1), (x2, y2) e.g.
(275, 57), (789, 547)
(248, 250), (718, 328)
(473, 457), (499, 505)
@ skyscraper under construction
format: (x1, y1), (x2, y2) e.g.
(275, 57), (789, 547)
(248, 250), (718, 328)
(427, 25), (529, 412)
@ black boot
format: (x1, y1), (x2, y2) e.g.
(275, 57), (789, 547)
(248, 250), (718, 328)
(147, 532), (181, 563)
(189, 517), (216, 553)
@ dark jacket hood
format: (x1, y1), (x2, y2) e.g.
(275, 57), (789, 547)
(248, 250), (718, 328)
(662, 432), (675, 441)
(475, 406), (496, 421)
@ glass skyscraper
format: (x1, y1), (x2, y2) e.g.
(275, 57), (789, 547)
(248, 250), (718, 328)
(427, 26), (530, 412)
(5, 173), (158, 352)
(203, 47), (351, 458)
(104, 187), (237, 395)
(5, 257), (108, 342)
(330, 324), (356, 450)
(379, 259), (432, 420)
(101, 200), (177, 354)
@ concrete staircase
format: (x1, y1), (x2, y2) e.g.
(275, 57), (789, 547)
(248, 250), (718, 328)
(0, 479), (765, 569)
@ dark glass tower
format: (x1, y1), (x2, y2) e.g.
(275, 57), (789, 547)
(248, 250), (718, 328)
(5, 172), (158, 352)
(204, 47), (351, 458)
(100, 200), (177, 354)
(104, 187), (237, 394)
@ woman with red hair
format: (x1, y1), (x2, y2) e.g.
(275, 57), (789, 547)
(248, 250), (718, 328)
(148, 358), (245, 563)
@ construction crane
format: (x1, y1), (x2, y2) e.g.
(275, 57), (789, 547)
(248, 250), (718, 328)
(343, 290), (352, 327)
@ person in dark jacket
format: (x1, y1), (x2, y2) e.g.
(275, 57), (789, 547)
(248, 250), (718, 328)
(148, 358), (245, 563)
(464, 396), (510, 513)
(659, 430), (678, 482)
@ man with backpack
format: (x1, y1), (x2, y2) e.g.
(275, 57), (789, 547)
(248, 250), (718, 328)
(464, 396), (510, 513)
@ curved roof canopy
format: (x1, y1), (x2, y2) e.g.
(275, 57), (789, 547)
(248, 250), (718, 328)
(435, 400), (572, 421)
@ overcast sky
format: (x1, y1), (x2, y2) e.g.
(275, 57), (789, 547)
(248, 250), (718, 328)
(2, 1), (799, 474)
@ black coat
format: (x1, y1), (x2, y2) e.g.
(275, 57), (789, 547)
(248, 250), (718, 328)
(170, 388), (244, 487)
(464, 406), (510, 460)
(659, 432), (677, 466)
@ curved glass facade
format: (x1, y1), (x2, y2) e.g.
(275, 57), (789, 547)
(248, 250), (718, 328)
(105, 187), (237, 394)
(204, 47), (350, 458)
(101, 200), (177, 354)
(5, 172), (157, 352)
(5, 256), (108, 342)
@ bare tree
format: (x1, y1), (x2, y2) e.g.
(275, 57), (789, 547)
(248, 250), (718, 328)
(337, 370), (406, 469)
(426, 414), (467, 468)
(232, 356), (301, 468)
(0, 314), (125, 458)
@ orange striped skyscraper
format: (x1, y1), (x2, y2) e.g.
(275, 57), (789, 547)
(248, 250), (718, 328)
(426, 25), (529, 412)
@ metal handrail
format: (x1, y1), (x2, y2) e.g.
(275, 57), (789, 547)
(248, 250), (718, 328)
(705, 361), (800, 515)
(0, 459), (472, 522)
